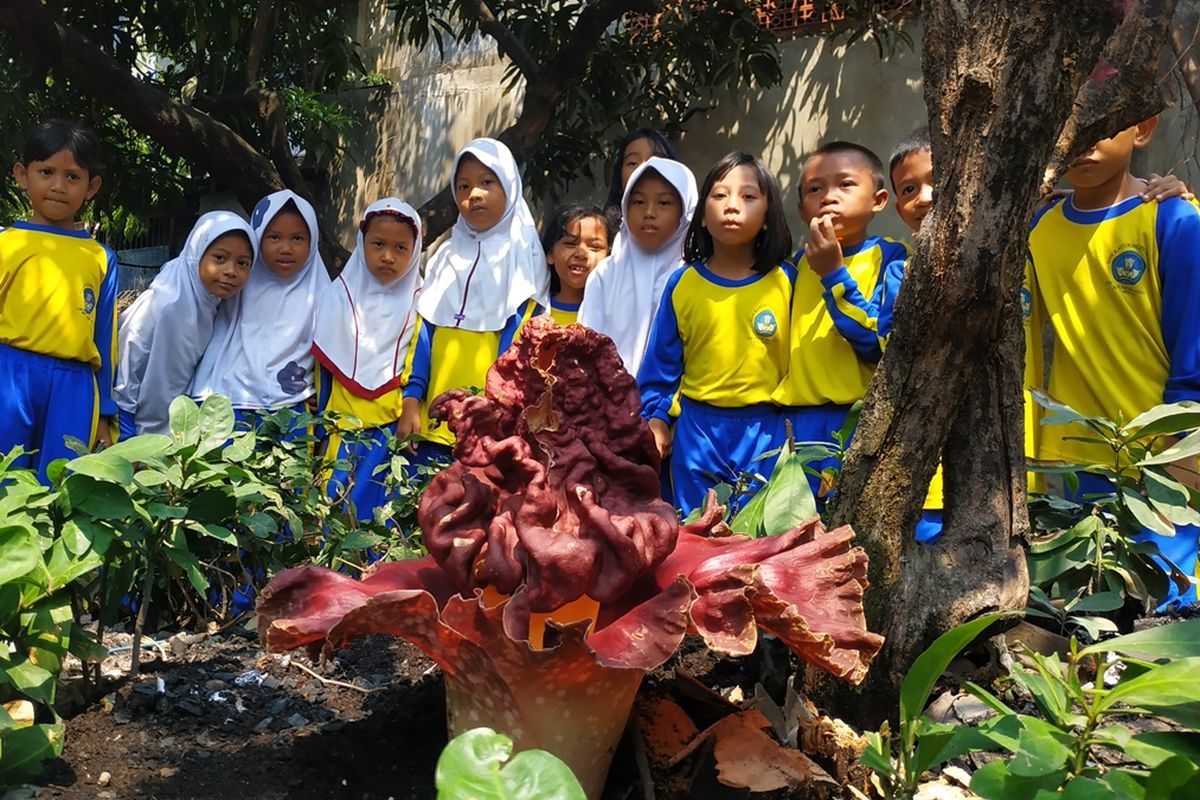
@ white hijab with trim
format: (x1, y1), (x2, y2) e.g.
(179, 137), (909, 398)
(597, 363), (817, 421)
(311, 198), (423, 397)
(577, 157), (698, 376)
(415, 138), (548, 331)
(190, 190), (331, 409)
(115, 211), (256, 435)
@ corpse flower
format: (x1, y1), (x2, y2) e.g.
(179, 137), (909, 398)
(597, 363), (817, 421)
(259, 317), (884, 798)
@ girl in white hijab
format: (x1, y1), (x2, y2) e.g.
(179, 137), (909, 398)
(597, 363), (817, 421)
(411, 138), (548, 448)
(312, 198), (426, 518)
(190, 190), (331, 428)
(115, 211), (255, 437)
(577, 157), (698, 377)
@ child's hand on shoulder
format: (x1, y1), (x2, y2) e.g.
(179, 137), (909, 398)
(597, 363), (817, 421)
(805, 215), (843, 278)
(396, 397), (422, 452)
(1141, 173), (1195, 203)
(648, 418), (673, 460)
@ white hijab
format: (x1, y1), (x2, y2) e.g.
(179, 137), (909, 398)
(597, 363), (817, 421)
(311, 199), (423, 397)
(577, 157), (698, 376)
(190, 190), (331, 409)
(115, 211), (256, 435)
(415, 138), (548, 331)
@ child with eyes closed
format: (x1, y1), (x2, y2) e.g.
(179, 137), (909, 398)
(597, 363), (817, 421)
(311, 198), (427, 519)
(540, 203), (613, 325)
(638, 152), (795, 515)
(577, 157), (698, 377)
(115, 211), (255, 438)
(408, 138), (548, 455)
(190, 190), (332, 429)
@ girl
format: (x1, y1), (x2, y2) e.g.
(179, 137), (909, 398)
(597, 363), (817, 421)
(604, 128), (680, 219)
(312, 198), (424, 518)
(410, 138), (548, 451)
(578, 157), (698, 376)
(190, 190), (331, 425)
(115, 211), (255, 438)
(638, 152), (795, 516)
(540, 204), (613, 325)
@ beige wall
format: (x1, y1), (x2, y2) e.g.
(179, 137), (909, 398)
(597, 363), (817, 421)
(325, 13), (1200, 251)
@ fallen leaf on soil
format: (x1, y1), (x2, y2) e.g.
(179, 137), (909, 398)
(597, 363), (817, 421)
(796, 697), (870, 786)
(638, 698), (699, 766)
(711, 709), (837, 792)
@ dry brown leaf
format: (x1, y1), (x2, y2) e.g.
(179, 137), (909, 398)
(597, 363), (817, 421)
(712, 710), (837, 792)
(638, 697), (700, 766)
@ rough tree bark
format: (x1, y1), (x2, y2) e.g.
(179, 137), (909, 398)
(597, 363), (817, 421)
(808, 0), (1178, 726)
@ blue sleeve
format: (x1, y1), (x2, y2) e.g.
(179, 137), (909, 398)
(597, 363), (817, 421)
(498, 300), (541, 355)
(636, 269), (687, 423)
(315, 366), (333, 413)
(94, 248), (119, 417)
(820, 266), (883, 362)
(402, 317), (434, 401)
(1157, 199), (1200, 403)
(876, 258), (907, 350)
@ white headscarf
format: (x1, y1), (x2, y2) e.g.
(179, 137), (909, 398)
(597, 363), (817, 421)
(577, 157), (698, 376)
(115, 211), (256, 435)
(415, 138), (548, 331)
(190, 190), (331, 409)
(311, 199), (423, 397)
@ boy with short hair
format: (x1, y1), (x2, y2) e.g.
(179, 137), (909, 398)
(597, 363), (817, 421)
(1028, 116), (1200, 605)
(772, 141), (908, 492)
(0, 120), (117, 482)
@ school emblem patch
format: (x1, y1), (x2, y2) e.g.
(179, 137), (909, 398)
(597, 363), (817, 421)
(1019, 287), (1032, 320)
(82, 287), (96, 315)
(753, 309), (778, 339)
(1111, 250), (1147, 286)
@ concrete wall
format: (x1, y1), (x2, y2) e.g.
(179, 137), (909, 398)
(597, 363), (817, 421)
(324, 12), (1200, 251)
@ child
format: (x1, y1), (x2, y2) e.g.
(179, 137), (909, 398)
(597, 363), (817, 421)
(638, 152), (795, 515)
(115, 211), (255, 438)
(771, 141), (908, 496)
(604, 128), (680, 220)
(1027, 116), (1200, 606)
(312, 198), (425, 517)
(540, 204), (613, 325)
(578, 157), (698, 376)
(0, 120), (116, 482)
(411, 138), (548, 451)
(190, 190), (331, 423)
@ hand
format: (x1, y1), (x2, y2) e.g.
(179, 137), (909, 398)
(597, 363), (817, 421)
(396, 397), (422, 453)
(1042, 188), (1071, 204)
(1141, 173), (1195, 203)
(95, 417), (113, 449)
(805, 214), (843, 278)
(648, 418), (673, 459)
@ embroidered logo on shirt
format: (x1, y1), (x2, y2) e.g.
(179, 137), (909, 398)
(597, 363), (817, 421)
(1020, 287), (1033, 321)
(1111, 250), (1147, 286)
(82, 287), (96, 315)
(753, 309), (778, 339)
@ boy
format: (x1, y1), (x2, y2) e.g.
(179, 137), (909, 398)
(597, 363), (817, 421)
(772, 141), (908, 494)
(1028, 116), (1200, 605)
(0, 120), (117, 483)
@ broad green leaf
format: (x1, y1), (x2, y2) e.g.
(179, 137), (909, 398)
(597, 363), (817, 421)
(240, 512), (277, 540)
(60, 474), (135, 520)
(0, 721), (64, 783)
(1069, 591), (1124, 613)
(147, 502), (188, 520)
(1144, 755), (1200, 799)
(1081, 619), (1200, 658)
(970, 759), (1068, 800)
(1123, 402), (1200, 438)
(762, 453), (817, 536)
(1121, 488), (1175, 537)
(1006, 728), (1073, 777)
(1138, 429), (1200, 467)
(1029, 517), (1099, 554)
(102, 434), (174, 463)
(223, 433), (255, 462)
(1101, 657), (1200, 727)
(191, 523), (238, 546)
(1123, 731), (1200, 769)
(1059, 776), (1131, 800)
(858, 731), (895, 776)
(1028, 537), (1095, 584)
(168, 395), (202, 445)
(166, 546), (208, 596)
(1, 656), (55, 706)
(195, 395), (235, 456)
(340, 531), (381, 551)
(64, 450), (133, 485)
(1099, 768), (1146, 799)
(434, 727), (585, 800)
(0, 525), (40, 584)
(899, 613), (1014, 737)
(730, 480), (768, 537)
(44, 538), (103, 590)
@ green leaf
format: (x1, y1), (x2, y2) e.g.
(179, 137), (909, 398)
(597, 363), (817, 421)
(1069, 591), (1124, 613)
(147, 502), (188, 520)
(240, 511), (277, 539)
(730, 480), (768, 537)
(45, 537), (103, 590)
(102, 434), (174, 463)
(1144, 755), (1200, 799)
(223, 433), (255, 462)
(762, 452), (817, 536)
(434, 727), (585, 800)
(1, 656), (55, 706)
(1138, 429), (1200, 467)
(1027, 537), (1095, 586)
(168, 395), (202, 445)
(195, 395), (235, 456)
(166, 545), (208, 596)
(1099, 768), (1146, 798)
(0, 721), (64, 783)
(1124, 731), (1200, 769)
(1122, 488), (1175, 537)
(64, 450), (133, 485)
(1007, 728), (1073, 777)
(1030, 517), (1099, 554)
(1081, 619), (1200, 659)
(60, 474), (135, 520)
(1123, 401), (1200, 439)
(0, 524), (40, 584)
(970, 759), (1068, 799)
(1101, 657), (1200, 727)
(1059, 775), (1132, 800)
(190, 523), (238, 546)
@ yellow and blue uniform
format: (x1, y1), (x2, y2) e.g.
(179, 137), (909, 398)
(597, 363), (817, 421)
(0, 222), (117, 482)
(405, 299), (540, 448)
(549, 297), (580, 326)
(638, 262), (797, 515)
(1029, 194), (1200, 605)
(772, 236), (909, 499)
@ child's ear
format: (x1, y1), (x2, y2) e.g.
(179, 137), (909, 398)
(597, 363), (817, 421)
(85, 174), (102, 201)
(12, 162), (28, 190)
(872, 187), (889, 214)
(1133, 116), (1159, 148)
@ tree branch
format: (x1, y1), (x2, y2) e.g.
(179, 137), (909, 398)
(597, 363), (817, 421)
(245, 0), (277, 87)
(460, 0), (541, 81)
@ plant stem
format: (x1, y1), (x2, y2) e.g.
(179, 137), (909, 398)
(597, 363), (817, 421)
(129, 557), (155, 680)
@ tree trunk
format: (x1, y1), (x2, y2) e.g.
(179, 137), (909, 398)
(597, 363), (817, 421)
(808, 0), (1176, 726)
